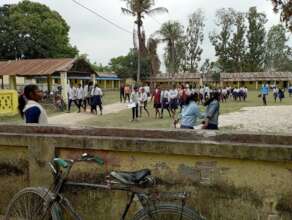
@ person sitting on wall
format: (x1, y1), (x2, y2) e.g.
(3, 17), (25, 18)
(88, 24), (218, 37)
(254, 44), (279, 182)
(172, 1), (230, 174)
(18, 84), (48, 124)
(173, 93), (202, 129)
(202, 91), (220, 130)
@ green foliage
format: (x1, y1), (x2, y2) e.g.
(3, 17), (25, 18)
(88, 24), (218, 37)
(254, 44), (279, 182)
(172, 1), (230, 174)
(92, 63), (112, 72)
(210, 8), (235, 72)
(0, 0), (78, 59)
(265, 24), (292, 71)
(157, 20), (185, 75)
(228, 12), (246, 72)
(271, 0), (292, 31)
(109, 49), (150, 80)
(185, 9), (205, 72)
(245, 7), (267, 72)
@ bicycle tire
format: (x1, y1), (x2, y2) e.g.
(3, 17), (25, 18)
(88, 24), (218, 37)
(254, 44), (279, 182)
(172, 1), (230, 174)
(132, 203), (205, 220)
(4, 187), (62, 220)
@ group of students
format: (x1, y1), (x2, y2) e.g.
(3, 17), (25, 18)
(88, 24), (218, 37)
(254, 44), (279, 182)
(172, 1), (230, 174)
(67, 82), (103, 115)
(127, 83), (220, 130)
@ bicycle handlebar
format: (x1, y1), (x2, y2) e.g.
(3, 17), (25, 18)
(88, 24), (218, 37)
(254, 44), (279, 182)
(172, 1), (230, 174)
(53, 153), (104, 169)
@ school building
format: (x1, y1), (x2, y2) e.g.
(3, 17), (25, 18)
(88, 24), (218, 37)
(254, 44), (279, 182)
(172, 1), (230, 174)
(0, 58), (121, 103)
(220, 72), (292, 89)
(144, 73), (202, 88)
(144, 72), (222, 88)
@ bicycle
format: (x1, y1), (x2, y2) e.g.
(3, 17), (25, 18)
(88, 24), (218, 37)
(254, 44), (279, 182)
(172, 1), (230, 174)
(4, 153), (205, 220)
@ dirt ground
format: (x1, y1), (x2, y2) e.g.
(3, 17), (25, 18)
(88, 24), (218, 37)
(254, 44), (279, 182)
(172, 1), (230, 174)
(219, 105), (292, 134)
(48, 102), (128, 125)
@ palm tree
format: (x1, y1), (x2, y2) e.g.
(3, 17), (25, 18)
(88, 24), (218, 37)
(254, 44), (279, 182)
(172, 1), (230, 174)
(155, 21), (184, 78)
(121, 0), (168, 82)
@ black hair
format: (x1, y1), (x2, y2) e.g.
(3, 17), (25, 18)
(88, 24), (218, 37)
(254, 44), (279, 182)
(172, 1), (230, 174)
(18, 84), (39, 118)
(185, 93), (199, 105)
(204, 91), (220, 106)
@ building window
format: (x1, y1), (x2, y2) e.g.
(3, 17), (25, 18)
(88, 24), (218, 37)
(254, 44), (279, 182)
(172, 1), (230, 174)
(249, 81), (253, 85)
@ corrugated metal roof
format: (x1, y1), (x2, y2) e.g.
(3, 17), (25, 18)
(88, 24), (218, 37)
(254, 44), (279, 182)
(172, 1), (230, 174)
(0, 58), (76, 76)
(221, 72), (292, 81)
(149, 73), (201, 80)
(96, 72), (118, 78)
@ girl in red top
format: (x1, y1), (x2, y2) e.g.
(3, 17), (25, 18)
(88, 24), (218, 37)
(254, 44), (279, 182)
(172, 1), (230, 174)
(151, 85), (161, 119)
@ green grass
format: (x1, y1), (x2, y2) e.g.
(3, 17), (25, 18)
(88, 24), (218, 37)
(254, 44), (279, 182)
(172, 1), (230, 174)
(102, 90), (120, 105)
(80, 91), (292, 129)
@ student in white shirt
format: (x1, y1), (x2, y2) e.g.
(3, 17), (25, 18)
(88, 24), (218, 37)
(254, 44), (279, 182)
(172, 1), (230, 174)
(67, 83), (79, 113)
(76, 83), (84, 113)
(91, 84), (103, 115)
(139, 87), (150, 117)
(169, 84), (179, 119)
(160, 88), (171, 118)
(130, 86), (139, 121)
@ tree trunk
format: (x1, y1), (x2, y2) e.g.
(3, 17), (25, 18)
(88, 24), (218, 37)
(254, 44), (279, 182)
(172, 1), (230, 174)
(137, 14), (142, 83)
(171, 40), (175, 78)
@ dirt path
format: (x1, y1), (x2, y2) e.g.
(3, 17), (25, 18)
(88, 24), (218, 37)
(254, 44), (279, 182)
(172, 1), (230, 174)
(48, 102), (128, 125)
(219, 105), (292, 133)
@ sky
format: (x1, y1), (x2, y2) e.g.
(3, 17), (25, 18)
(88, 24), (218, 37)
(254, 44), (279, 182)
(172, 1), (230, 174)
(1, 0), (289, 71)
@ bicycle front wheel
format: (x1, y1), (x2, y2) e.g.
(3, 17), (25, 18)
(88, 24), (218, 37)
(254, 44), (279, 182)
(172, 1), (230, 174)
(133, 203), (205, 220)
(5, 187), (62, 220)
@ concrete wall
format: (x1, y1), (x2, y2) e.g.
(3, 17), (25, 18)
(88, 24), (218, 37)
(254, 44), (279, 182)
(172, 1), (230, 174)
(0, 125), (292, 219)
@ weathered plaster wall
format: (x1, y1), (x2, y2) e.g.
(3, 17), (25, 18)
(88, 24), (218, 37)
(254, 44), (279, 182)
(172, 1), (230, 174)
(0, 125), (292, 219)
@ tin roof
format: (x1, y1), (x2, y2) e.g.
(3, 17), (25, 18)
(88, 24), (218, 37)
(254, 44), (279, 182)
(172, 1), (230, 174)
(221, 72), (292, 81)
(96, 72), (119, 78)
(147, 73), (201, 81)
(0, 58), (77, 76)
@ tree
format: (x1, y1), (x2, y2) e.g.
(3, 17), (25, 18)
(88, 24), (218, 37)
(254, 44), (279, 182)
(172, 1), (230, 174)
(156, 21), (185, 77)
(271, 0), (292, 31)
(228, 11), (246, 72)
(121, 0), (167, 82)
(109, 49), (150, 80)
(185, 9), (205, 72)
(0, 0), (78, 60)
(245, 7), (267, 72)
(265, 24), (292, 71)
(210, 8), (235, 72)
(147, 37), (161, 77)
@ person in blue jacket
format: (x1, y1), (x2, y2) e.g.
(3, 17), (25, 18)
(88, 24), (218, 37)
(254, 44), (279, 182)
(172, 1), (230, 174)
(173, 93), (202, 129)
(260, 83), (269, 105)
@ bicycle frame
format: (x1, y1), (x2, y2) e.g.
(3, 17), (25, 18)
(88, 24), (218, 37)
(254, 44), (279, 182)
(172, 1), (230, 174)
(48, 158), (156, 220)
(47, 156), (189, 220)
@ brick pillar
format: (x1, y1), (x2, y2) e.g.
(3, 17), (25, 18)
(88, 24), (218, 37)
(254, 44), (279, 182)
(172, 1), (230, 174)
(9, 75), (17, 90)
(60, 72), (68, 104)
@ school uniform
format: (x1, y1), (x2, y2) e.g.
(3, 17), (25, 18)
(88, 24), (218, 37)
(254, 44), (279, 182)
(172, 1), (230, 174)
(130, 92), (139, 120)
(91, 87), (103, 114)
(68, 86), (78, 112)
(169, 89), (178, 110)
(76, 87), (84, 112)
(161, 90), (171, 117)
(23, 100), (48, 124)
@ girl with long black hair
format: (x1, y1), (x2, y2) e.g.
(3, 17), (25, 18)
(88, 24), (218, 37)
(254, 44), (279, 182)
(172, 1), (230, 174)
(18, 84), (48, 124)
(203, 91), (220, 130)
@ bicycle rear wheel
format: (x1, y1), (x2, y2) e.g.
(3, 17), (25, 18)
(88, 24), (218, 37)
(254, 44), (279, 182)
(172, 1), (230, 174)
(133, 203), (205, 220)
(5, 187), (61, 220)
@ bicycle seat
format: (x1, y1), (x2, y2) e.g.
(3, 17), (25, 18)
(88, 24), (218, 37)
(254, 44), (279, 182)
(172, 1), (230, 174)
(110, 169), (151, 185)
